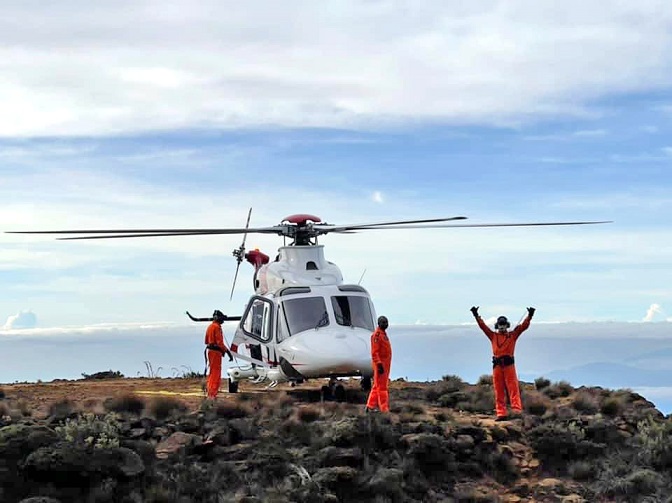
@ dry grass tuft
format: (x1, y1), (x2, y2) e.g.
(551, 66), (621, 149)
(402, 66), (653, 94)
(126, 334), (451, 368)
(296, 404), (322, 423)
(215, 400), (251, 419)
(49, 398), (77, 419)
(523, 390), (552, 416)
(572, 391), (600, 415)
(104, 394), (146, 415)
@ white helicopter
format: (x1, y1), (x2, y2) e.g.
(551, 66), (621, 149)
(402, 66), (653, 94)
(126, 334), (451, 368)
(7, 211), (611, 396)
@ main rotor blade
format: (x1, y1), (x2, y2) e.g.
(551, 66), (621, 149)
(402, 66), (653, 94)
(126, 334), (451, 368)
(6, 226), (282, 236)
(314, 216), (467, 233)
(358, 220), (613, 230)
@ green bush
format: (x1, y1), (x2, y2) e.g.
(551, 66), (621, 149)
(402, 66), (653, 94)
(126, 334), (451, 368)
(600, 397), (623, 417)
(635, 417), (672, 469)
(55, 412), (121, 449)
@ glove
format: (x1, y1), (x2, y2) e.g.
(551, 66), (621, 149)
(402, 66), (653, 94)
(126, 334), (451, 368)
(226, 350), (234, 362)
(527, 307), (536, 318)
(377, 363), (384, 375)
(470, 306), (479, 318)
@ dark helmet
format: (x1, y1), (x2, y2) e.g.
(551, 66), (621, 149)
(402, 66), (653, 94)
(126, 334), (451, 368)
(495, 316), (510, 329)
(213, 310), (225, 322)
(377, 315), (389, 329)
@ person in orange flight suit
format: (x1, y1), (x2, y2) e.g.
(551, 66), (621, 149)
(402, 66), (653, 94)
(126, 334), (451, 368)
(366, 315), (392, 413)
(470, 306), (535, 421)
(204, 310), (234, 399)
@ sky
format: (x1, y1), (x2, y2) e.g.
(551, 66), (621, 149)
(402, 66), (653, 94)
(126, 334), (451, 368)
(1, 3), (672, 337)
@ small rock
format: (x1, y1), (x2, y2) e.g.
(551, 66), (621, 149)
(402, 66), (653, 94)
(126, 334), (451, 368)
(455, 434), (475, 450)
(539, 478), (563, 489)
(529, 459), (540, 469)
(367, 468), (403, 494)
(129, 428), (146, 439)
(155, 431), (201, 459)
(19, 498), (62, 503)
(562, 495), (586, 503)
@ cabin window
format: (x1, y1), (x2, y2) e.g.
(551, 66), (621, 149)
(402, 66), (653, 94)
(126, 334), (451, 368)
(281, 296), (329, 336)
(241, 297), (274, 342)
(331, 296), (374, 330)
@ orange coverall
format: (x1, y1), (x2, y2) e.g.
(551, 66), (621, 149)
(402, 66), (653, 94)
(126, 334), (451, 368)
(366, 327), (392, 412)
(477, 316), (531, 417)
(204, 320), (228, 399)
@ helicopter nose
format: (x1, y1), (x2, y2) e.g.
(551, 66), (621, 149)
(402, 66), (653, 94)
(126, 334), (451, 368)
(278, 327), (371, 372)
(303, 327), (368, 357)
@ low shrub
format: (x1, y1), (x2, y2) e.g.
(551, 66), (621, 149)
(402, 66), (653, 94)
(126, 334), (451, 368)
(477, 374), (493, 386)
(215, 401), (250, 419)
(543, 380), (574, 399)
(568, 460), (596, 481)
(49, 398), (77, 420)
(572, 391), (599, 415)
(104, 394), (146, 415)
(148, 396), (188, 420)
(600, 396), (623, 417)
(524, 392), (550, 416)
(426, 376), (467, 402)
(81, 370), (124, 380)
(534, 377), (551, 390)
(296, 404), (322, 423)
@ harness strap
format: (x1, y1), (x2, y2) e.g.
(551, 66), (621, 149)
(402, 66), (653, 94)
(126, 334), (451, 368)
(492, 355), (515, 368)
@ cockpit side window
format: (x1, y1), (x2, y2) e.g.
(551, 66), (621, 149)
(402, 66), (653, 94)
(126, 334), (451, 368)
(241, 297), (274, 342)
(331, 295), (374, 330)
(281, 296), (329, 336)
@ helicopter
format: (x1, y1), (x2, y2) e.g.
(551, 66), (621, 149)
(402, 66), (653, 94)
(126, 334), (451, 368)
(7, 211), (611, 396)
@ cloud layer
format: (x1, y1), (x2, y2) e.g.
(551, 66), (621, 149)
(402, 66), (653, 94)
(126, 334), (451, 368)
(1, 1), (672, 136)
(3, 310), (37, 329)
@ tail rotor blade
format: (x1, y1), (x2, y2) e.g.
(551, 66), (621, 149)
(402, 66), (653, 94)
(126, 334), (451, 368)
(229, 207), (252, 301)
(229, 261), (242, 301)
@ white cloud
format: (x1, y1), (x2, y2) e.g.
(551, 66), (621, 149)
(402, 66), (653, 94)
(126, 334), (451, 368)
(372, 191), (384, 204)
(1, 1), (672, 136)
(643, 303), (672, 322)
(3, 310), (38, 329)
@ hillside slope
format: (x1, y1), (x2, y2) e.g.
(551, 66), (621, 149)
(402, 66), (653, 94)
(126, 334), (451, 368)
(0, 375), (670, 502)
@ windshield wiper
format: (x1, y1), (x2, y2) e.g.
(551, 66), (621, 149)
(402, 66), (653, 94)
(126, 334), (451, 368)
(314, 312), (329, 329)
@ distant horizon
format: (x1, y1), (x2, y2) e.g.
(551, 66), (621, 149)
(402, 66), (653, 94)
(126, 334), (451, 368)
(2, 320), (672, 414)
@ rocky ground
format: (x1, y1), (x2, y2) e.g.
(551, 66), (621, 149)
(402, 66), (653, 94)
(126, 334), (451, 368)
(1, 374), (671, 502)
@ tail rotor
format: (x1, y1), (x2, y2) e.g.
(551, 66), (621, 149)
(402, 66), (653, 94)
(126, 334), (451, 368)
(230, 207), (252, 301)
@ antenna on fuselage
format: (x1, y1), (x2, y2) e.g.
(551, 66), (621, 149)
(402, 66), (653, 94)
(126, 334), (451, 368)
(358, 268), (367, 285)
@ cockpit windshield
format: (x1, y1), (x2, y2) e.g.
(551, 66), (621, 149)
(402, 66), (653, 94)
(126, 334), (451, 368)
(281, 296), (329, 336)
(331, 295), (374, 330)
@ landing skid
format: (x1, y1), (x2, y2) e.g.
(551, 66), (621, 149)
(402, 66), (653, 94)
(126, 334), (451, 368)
(321, 377), (347, 402)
